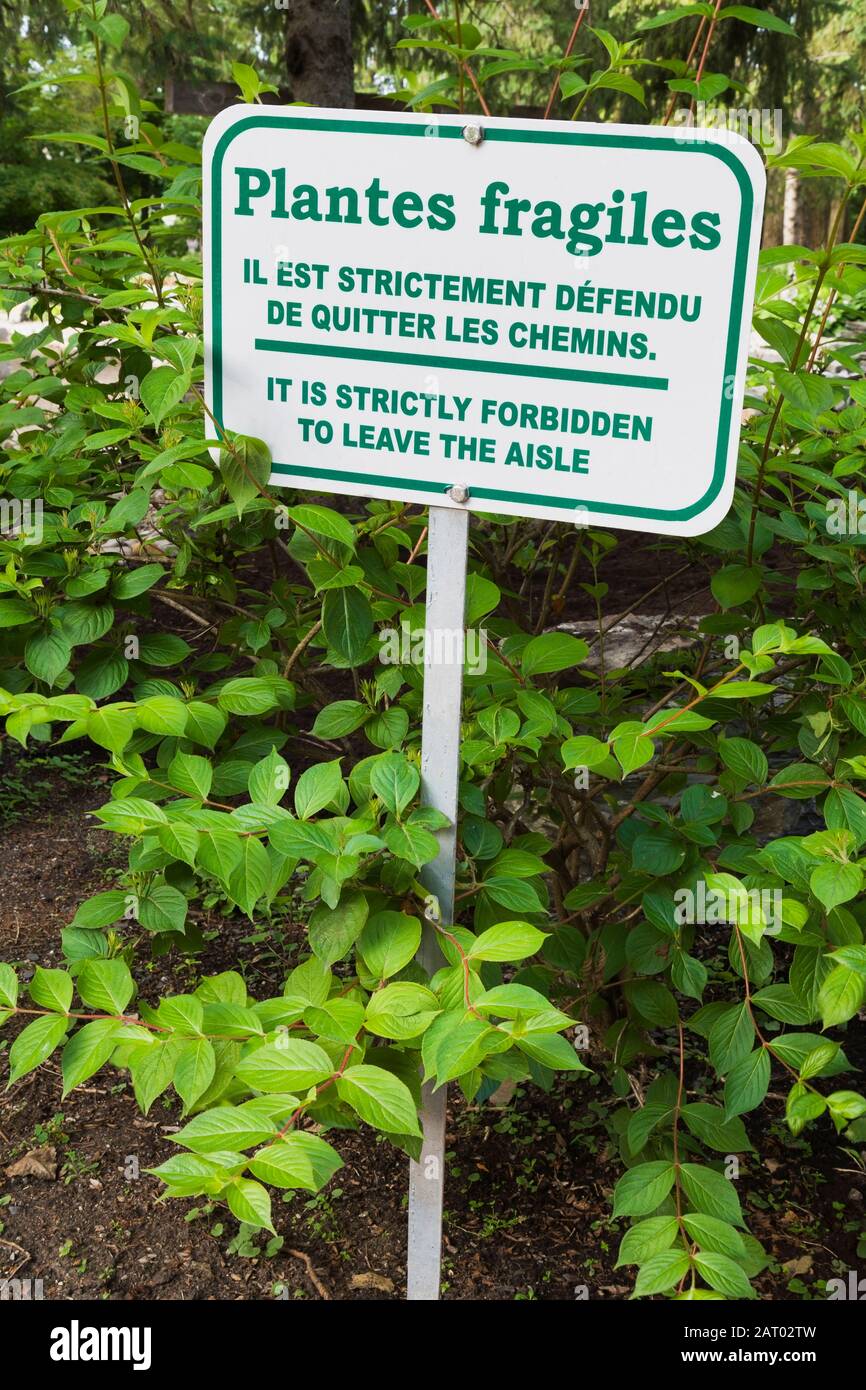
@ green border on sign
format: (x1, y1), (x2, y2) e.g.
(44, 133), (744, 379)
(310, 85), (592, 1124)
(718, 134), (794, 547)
(209, 115), (753, 522)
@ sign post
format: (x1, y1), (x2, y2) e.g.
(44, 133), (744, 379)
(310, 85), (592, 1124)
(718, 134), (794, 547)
(204, 104), (765, 1300)
(407, 501), (469, 1301)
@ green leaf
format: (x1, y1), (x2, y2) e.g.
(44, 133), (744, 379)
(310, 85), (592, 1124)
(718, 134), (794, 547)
(146, 1150), (240, 1195)
(217, 676), (288, 716)
(616, 1216), (679, 1266)
(681, 1103), (754, 1153)
(561, 735), (611, 770)
(197, 831), (242, 887)
(681, 1213), (745, 1259)
(77, 959), (134, 1014)
(625, 979), (678, 1028)
(751, 985), (811, 1025)
(680, 1163), (744, 1226)
(231, 60), (267, 102)
(248, 748), (290, 806)
(134, 693), (190, 734)
(631, 826), (685, 876)
(595, 70), (646, 104)
(724, 1046), (770, 1118)
(830, 945), (866, 977)
(157, 822), (200, 868)
(61, 1020), (122, 1095)
(634, 1250), (691, 1296)
(304, 998), (364, 1046)
(0, 964), (18, 1009)
(25, 631), (71, 685)
(311, 700), (370, 739)
(139, 881), (188, 934)
(95, 797), (167, 834)
(558, 71), (587, 98)
(8, 1013), (69, 1085)
(824, 786), (866, 849)
(113, 563), (165, 599)
(710, 681), (774, 700)
(769, 763), (830, 799)
(427, 1016), (494, 1084)
(467, 921), (547, 963)
(294, 760), (343, 820)
(818, 965), (866, 1028)
(226, 1177), (275, 1232)
(86, 706), (135, 755)
(308, 892), (368, 967)
(516, 1031), (589, 1072)
(370, 752), (419, 816)
(138, 636), (192, 669)
(322, 587), (373, 666)
(719, 5), (797, 36)
(75, 651), (129, 701)
(101, 489), (149, 532)
(481, 876), (545, 913)
(130, 1041), (178, 1114)
(248, 1132), (343, 1191)
(365, 983), (440, 1040)
(708, 1003), (754, 1073)
(0, 598), (36, 628)
(719, 738), (768, 785)
(474, 983), (558, 1018)
(358, 911), (421, 979)
(60, 601), (114, 647)
(220, 435), (271, 517)
(521, 632), (588, 678)
(235, 1039), (333, 1092)
(710, 564), (762, 609)
(184, 701), (227, 748)
(336, 1064), (421, 1136)
(70, 890), (130, 930)
(693, 1251), (755, 1299)
(777, 370), (835, 416)
(383, 821), (440, 867)
(227, 836), (271, 918)
(772, 1031), (841, 1071)
(810, 862), (862, 912)
(168, 750), (213, 801)
(614, 732), (655, 776)
(29, 966), (73, 1014)
(798, 1042), (839, 1080)
(612, 1162), (676, 1218)
(140, 365), (190, 427)
(289, 504), (356, 551)
(465, 573), (500, 624)
(95, 13), (130, 46)
(173, 1102), (280, 1153)
(671, 950), (707, 1002)
(283, 957), (332, 1009)
(826, 1090), (866, 1122)
(174, 1038), (217, 1110)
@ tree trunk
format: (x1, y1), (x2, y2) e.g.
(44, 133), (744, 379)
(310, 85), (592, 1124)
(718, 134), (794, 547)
(284, 0), (354, 108)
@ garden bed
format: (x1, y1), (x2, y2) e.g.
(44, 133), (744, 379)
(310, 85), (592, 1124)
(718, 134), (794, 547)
(1, 764), (862, 1302)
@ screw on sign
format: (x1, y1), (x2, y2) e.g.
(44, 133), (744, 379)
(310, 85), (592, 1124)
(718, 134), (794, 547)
(203, 105), (765, 1298)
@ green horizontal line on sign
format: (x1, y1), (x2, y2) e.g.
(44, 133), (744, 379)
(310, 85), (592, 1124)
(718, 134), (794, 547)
(253, 339), (669, 391)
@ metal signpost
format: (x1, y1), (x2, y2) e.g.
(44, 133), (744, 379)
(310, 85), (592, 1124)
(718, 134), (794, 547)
(408, 501), (469, 1301)
(204, 105), (765, 1300)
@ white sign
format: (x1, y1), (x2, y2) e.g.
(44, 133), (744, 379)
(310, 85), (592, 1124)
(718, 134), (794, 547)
(204, 107), (765, 537)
